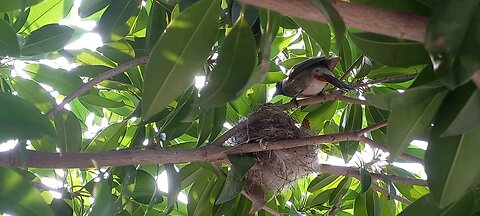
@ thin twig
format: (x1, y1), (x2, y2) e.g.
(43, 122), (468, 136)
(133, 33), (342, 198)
(356, 120), (388, 135)
(352, 73), (417, 88)
(46, 56), (149, 117)
(339, 55), (363, 81)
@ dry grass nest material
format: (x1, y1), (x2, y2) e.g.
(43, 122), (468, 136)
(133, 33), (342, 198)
(228, 104), (319, 212)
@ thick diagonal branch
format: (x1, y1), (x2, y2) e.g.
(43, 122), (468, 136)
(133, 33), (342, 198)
(238, 0), (428, 42)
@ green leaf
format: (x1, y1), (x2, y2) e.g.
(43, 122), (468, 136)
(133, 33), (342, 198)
(24, 64), (83, 96)
(355, 56), (373, 78)
(21, 24), (74, 56)
(197, 109), (214, 146)
(350, 32), (430, 67)
(329, 177), (352, 205)
(0, 0), (44, 12)
(425, 0), (479, 55)
(146, 0), (168, 49)
(84, 121), (127, 152)
(0, 167), (54, 216)
(78, 0), (110, 18)
(293, 18), (331, 54)
(165, 164), (181, 213)
(208, 106), (226, 143)
(359, 168), (372, 194)
(365, 84), (443, 111)
(96, 40), (135, 63)
(426, 116), (480, 207)
(270, 34), (296, 59)
(10, 78), (55, 113)
(188, 174), (221, 216)
(50, 198), (73, 216)
(304, 101), (338, 134)
(310, 0), (345, 51)
(90, 178), (114, 216)
(0, 18), (20, 57)
(54, 110), (81, 153)
(398, 192), (474, 216)
(308, 188), (335, 207)
(96, 0), (140, 42)
(79, 93), (125, 108)
(442, 89), (480, 136)
(141, 0), (219, 120)
(354, 189), (381, 216)
(198, 16), (257, 107)
(217, 155), (256, 204)
(340, 104), (363, 162)
(387, 90), (447, 160)
(132, 170), (163, 204)
(20, 0), (75, 33)
(0, 93), (56, 142)
(308, 173), (339, 192)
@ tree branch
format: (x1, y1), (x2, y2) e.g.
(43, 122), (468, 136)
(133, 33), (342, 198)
(0, 122), (421, 168)
(238, 0), (428, 42)
(46, 56), (149, 118)
(353, 73), (418, 88)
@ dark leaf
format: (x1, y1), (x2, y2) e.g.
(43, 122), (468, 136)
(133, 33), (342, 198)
(54, 110), (82, 153)
(359, 168), (372, 194)
(350, 32), (429, 67)
(0, 18), (20, 57)
(199, 15), (257, 107)
(0, 93), (56, 142)
(141, 0), (219, 120)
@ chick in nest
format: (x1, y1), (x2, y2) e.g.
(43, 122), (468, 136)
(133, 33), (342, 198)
(228, 105), (319, 213)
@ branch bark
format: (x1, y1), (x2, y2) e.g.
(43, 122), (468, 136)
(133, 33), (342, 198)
(46, 56), (149, 117)
(238, 0), (428, 42)
(0, 124), (421, 168)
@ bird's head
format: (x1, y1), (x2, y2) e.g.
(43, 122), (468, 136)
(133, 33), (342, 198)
(312, 66), (334, 76)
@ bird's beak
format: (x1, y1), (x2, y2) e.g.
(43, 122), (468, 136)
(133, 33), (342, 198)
(322, 74), (353, 90)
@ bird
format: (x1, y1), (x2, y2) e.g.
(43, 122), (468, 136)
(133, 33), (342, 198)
(274, 56), (353, 101)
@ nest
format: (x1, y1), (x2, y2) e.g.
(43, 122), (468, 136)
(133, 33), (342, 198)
(228, 105), (319, 212)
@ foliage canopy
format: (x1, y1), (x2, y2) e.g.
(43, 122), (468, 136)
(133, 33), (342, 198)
(0, 0), (479, 215)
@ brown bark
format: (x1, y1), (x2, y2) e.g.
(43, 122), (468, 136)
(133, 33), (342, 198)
(238, 0), (428, 42)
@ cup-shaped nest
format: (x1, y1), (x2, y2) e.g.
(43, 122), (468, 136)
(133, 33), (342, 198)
(228, 105), (319, 213)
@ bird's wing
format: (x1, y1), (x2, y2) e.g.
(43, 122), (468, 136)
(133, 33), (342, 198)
(287, 56), (341, 78)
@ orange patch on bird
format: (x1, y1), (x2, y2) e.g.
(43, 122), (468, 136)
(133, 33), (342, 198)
(313, 74), (327, 82)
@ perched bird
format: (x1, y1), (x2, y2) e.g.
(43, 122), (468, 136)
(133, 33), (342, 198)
(274, 56), (353, 100)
